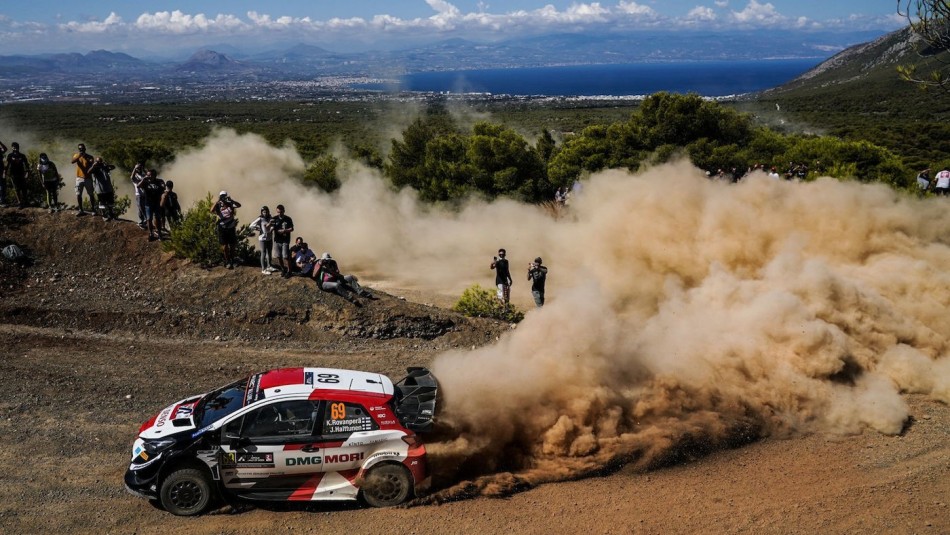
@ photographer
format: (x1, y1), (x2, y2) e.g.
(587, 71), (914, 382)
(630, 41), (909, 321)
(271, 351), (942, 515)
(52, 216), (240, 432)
(211, 191), (242, 269)
(527, 257), (548, 308)
(490, 248), (513, 306)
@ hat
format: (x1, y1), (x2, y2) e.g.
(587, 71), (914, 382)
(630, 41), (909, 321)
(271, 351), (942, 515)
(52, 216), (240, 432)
(321, 252), (332, 260)
(535, 257), (542, 264)
(219, 190), (228, 197)
(39, 153), (49, 163)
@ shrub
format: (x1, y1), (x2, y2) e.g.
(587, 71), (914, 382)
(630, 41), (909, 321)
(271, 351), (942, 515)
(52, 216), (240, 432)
(163, 193), (255, 267)
(453, 284), (525, 323)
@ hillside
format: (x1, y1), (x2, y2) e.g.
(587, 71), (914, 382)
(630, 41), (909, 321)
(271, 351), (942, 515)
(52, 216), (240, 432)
(0, 205), (947, 534)
(747, 27), (950, 169)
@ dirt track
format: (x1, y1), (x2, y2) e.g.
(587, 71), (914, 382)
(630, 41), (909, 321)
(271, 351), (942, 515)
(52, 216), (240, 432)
(0, 207), (947, 534)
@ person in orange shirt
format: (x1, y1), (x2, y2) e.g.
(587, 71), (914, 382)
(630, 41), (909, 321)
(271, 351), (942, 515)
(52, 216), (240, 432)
(70, 143), (95, 216)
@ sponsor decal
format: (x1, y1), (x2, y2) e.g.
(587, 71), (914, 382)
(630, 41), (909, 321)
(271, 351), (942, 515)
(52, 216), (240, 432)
(378, 419), (397, 426)
(155, 407), (172, 428)
(286, 455), (322, 466)
(369, 406), (386, 411)
(174, 406), (193, 418)
(304, 371), (314, 385)
(324, 452), (365, 464)
(191, 424), (213, 439)
(139, 451), (149, 461)
(368, 451), (399, 460)
(223, 451), (275, 468)
(245, 374), (262, 405)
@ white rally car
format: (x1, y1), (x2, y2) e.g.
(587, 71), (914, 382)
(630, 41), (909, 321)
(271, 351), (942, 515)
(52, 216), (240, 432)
(124, 367), (438, 516)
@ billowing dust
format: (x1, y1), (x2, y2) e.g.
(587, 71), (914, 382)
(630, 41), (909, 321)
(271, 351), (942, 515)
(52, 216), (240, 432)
(156, 129), (950, 499)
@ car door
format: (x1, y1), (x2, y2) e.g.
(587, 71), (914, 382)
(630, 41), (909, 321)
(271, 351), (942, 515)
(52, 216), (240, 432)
(317, 400), (380, 477)
(218, 399), (322, 499)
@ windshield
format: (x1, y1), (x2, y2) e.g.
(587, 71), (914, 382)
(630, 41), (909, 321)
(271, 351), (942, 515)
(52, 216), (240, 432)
(194, 377), (250, 427)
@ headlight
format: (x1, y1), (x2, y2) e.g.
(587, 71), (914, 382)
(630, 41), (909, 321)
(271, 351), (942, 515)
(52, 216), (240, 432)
(143, 437), (176, 455)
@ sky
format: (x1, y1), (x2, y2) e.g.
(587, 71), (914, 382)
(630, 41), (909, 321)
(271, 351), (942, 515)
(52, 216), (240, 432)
(0, 1), (905, 57)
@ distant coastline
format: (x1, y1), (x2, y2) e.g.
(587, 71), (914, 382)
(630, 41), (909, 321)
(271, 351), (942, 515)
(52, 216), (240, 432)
(355, 58), (825, 97)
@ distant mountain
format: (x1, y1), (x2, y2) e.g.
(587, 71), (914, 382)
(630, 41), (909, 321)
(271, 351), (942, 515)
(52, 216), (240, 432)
(181, 49), (242, 70)
(0, 29), (894, 89)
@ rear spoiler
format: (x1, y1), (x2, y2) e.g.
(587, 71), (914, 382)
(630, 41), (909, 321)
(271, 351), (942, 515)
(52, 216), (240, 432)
(393, 367), (438, 433)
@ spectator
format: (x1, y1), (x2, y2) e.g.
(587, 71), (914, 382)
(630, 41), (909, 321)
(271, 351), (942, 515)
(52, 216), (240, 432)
(89, 157), (116, 221)
(288, 236), (304, 274)
(142, 170), (166, 240)
(490, 248), (513, 306)
(294, 242), (317, 277)
(271, 204), (295, 278)
(768, 167), (781, 180)
(130, 163), (148, 228)
(37, 153), (62, 213)
(0, 140), (7, 206)
(160, 180), (182, 230)
(313, 252), (375, 304)
(6, 142), (30, 208)
(211, 191), (241, 269)
(527, 257), (548, 308)
(71, 143), (95, 216)
(249, 206), (276, 275)
(934, 169), (950, 196)
(917, 168), (931, 195)
(554, 187), (566, 206)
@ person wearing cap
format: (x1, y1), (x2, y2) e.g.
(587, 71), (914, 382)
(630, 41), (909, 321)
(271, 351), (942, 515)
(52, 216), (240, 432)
(70, 143), (96, 215)
(313, 252), (376, 304)
(37, 153), (62, 213)
(271, 204), (295, 277)
(249, 206), (276, 274)
(211, 191), (242, 269)
(527, 256), (548, 308)
(6, 142), (30, 208)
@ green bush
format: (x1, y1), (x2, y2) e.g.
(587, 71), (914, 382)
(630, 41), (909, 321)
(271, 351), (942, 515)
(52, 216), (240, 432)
(453, 284), (525, 323)
(163, 193), (255, 267)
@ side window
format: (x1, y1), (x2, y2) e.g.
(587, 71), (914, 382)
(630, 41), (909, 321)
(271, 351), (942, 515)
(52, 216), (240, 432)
(240, 400), (320, 440)
(321, 401), (378, 437)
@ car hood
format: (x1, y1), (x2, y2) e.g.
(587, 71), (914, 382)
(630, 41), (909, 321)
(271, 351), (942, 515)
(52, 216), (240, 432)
(138, 395), (202, 439)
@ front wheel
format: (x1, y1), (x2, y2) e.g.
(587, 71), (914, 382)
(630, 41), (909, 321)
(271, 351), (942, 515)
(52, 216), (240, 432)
(159, 468), (214, 516)
(360, 464), (412, 507)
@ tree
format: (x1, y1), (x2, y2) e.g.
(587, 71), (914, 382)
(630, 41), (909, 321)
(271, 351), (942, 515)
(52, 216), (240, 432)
(897, 1), (950, 90)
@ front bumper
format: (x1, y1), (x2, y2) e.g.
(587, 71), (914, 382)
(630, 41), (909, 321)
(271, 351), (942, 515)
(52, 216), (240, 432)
(124, 465), (160, 500)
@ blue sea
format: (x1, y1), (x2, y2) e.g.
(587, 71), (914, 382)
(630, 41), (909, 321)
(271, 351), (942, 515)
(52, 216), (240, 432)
(359, 59), (823, 97)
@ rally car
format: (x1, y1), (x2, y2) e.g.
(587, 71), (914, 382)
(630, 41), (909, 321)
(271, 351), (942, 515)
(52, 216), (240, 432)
(124, 366), (438, 516)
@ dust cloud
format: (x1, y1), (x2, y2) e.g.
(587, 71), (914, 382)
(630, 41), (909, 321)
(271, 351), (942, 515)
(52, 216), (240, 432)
(164, 129), (950, 498)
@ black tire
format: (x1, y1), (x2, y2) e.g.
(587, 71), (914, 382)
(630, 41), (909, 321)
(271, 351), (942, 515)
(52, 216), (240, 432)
(361, 464), (412, 507)
(159, 468), (214, 516)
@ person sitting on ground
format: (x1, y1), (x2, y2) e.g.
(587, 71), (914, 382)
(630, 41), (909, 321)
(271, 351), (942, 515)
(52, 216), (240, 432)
(313, 252), (376, 303)
(211, 191), (242, 269)
(294, 242), (317, 277)
(89, 157), (117, 221)
(37, 153), (62, 213)
(288, 236), (304, 274)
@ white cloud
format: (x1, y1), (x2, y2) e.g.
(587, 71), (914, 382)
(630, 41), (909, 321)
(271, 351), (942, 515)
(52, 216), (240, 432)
(617, 1), (658, 18)
(134, 10), (247, 34)
(686, 7), (718, 23)
(60, 11), (123, 34)
(730, 0), (785, 25)
(715, 1), (729, 8)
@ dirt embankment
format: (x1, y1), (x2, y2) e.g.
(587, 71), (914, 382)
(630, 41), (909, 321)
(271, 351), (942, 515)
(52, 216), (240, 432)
(0, 207), (946, 535)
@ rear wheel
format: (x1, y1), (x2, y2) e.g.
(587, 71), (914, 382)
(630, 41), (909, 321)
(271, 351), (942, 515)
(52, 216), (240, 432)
(159, 468), (214, 516)
(361, 464), (412, 507)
